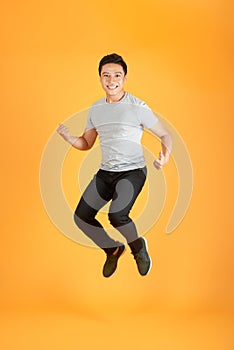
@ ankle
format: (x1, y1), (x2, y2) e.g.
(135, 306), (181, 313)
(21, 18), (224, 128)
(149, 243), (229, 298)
(128, 237), (144, 254)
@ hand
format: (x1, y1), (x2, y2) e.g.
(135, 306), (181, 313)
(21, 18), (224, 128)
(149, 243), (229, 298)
(56, 123), (72, 142)
(56, 123), (78, 145)
(153, 151), (169, 170)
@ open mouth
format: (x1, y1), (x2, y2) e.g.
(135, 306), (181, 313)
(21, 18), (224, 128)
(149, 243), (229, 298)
(106, 85), (118, 90)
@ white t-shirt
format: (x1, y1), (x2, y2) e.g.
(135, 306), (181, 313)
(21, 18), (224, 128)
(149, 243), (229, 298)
(86, 92), (158, 171)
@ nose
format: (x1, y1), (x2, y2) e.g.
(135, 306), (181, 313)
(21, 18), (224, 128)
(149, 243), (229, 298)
(108, 76), (114, 83)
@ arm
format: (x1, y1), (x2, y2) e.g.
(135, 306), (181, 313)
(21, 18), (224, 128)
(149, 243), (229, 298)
(149, 120), (173, 170)
(56, 124), (97, 150)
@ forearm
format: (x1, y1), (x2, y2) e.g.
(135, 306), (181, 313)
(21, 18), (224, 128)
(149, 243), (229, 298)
(149, 121), (172, 157)
(161, 134), (172, 157)
(57, 124), (97, 150)
(153, 133), (172, 170)
(67, 135), (90, 150)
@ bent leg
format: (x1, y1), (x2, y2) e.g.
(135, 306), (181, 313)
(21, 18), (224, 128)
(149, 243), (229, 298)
(108, 168), (147, 245)
(74, 174), (121, 251)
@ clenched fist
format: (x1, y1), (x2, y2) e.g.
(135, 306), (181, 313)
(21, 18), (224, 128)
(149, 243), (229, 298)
(56, 124), (77, 145)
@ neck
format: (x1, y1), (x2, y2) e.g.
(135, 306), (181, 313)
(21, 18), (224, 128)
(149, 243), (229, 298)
(106, 91), (126, 104)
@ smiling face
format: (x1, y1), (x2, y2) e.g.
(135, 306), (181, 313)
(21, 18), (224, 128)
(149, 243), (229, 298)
(100, 63), (127, 103)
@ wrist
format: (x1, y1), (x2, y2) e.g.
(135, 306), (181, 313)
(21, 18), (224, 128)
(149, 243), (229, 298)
(67, 136), (78, 146)
(162, 150), (170, 159)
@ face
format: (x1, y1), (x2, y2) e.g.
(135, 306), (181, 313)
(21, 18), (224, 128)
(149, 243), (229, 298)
(100, 63), (127, 101)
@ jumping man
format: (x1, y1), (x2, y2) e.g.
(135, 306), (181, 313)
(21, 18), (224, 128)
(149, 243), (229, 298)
(57, 53), (172, 277)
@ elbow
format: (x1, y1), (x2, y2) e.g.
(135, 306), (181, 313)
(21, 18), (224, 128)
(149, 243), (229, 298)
(161, 131), (172, 142)
(85, 142), (94, 150)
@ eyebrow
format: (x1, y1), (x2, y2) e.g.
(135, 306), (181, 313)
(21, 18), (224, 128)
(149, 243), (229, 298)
(101, 71), (123, 75)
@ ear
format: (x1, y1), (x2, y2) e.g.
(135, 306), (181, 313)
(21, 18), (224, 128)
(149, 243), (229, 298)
(124, 74), (128, 82)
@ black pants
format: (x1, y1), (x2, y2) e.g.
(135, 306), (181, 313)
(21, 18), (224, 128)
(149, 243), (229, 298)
(74, 167), (147, 252)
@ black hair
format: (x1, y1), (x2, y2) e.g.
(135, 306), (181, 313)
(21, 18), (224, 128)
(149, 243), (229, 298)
(98, 53), (127, 76)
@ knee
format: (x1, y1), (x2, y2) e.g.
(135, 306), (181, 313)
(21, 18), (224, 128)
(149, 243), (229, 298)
(73, 210), (82, 228)
(73, 206), (88, 228)
(108, 212), (129, 227)
(74, 205), (96, 228)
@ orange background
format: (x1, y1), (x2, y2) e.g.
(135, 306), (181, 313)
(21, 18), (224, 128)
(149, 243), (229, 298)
(1, 0), (233, 349)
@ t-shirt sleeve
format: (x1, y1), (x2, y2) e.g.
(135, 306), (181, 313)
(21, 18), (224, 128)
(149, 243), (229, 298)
(85, 107), (95, 130)
(138, 102), (158, 129)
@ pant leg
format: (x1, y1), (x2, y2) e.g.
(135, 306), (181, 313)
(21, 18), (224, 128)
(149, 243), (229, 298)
(108, 167), (147, 243)
(74, 173), (122, 250)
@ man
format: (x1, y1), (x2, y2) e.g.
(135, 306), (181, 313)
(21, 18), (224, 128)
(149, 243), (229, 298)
(57, 53), (172, 278)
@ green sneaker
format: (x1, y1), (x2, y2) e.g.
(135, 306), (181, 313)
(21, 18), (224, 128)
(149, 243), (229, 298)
(133, 237), (152, 276)
(103, 245), (126, 278)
